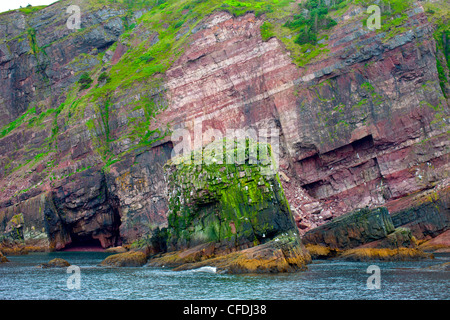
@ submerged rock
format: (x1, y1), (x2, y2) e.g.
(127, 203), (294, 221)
(39, 258), (71, 268)
(101, 251), (147, 267)
(301, 206), (433, 261)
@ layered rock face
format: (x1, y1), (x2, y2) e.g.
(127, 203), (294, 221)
(389, 185), (450, 240)
(159, 2), (450, 232)
(0, 0), (449, 252)
(302, 206), (422, 250)
(302, 207), (395, 249)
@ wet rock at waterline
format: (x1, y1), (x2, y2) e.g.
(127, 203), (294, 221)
(101, 251), (147, 267)
(301, 206), (434, 261)
(302, 207), (396, 250)
(38, 258), (71, 268)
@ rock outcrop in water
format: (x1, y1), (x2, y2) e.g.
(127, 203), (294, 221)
(145, 139), (311, 273)
(301, 205), (442, 260)
(302, 207), (396, 249)
(101, 251), (147, 267)
(0, 0), (449, 262)
(38, 258), (71, 268)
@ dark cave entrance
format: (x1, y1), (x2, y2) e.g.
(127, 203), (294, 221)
(63, 233), (105, 251)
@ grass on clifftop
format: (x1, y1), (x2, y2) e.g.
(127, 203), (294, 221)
(423, 0), (450, 98)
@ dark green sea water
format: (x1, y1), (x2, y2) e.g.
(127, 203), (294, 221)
(1, 252), (449, 300)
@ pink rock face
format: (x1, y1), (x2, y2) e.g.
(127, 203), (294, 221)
(423, 230), (450, 248)
(161, 12), (299, 139)
(0, 4), (448, 247)
(159, 10), (449, 233)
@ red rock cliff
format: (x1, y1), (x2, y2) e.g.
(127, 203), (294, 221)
(0, 0), (448, 249)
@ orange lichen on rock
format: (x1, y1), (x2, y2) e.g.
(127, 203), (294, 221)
(339, 248), (433, 262)
(163, 233), (311, 274)
(305, 244), (341, 259)
(418, 230), (450, 253)
(101, 251), (147, 267)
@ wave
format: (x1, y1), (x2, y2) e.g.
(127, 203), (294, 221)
(190, 266), (217, 274)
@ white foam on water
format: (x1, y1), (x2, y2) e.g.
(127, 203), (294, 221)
(190, 266), (217, 273)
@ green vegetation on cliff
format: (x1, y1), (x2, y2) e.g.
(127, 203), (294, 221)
(165, 138), (295, 250)
(423, 0), (450, 98)
(0, 0), (445, 201)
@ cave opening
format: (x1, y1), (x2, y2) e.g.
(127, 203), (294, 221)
(63, 233), (105, 252)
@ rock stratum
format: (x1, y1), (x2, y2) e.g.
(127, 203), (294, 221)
(0, 0), (449, 268)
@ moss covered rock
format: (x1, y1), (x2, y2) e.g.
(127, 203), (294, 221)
(148, 138), (310, 273)
(425, 262), (450, 271)
(101, 251), (147, 267)
(165, 138), (297, 252)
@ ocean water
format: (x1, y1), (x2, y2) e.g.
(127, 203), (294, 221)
(0, 251), (449, 300)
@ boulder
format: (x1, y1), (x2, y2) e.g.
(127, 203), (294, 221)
(39, 258), (71, 268)
(4, 213), (24, 241)
(164, 139), (298, 253)
(105, 246), (128, 253)
(101, 251), (147, 267)
(419, 230), (450, 252)
(357, 227), (418, 249)
(425, 262), (450, 271)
